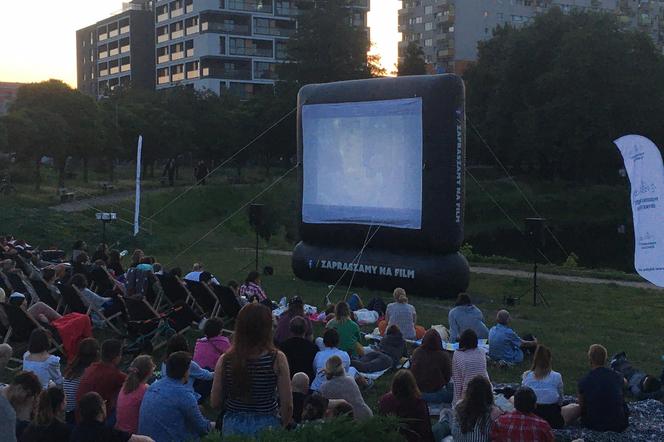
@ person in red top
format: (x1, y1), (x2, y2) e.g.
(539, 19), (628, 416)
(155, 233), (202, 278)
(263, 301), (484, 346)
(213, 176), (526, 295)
(378, 369), (434, 442)
(491, 386), (554, 442)
(76, 339), (127, 424)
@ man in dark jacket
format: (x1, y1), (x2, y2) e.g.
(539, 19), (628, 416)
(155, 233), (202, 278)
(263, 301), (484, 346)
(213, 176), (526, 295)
(351, 325), (407, 373)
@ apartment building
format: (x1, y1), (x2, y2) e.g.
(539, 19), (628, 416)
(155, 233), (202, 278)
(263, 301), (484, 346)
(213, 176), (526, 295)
(399, 0), (664, 75)
(154, 0), (369, 98)
(76, 0), (155, 97)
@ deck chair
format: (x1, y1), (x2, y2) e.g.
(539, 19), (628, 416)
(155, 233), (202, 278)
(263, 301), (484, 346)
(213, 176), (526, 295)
(157, 274), (204, 315)
(30, 279), (62, 312)
(6, 272), (30, 299)
(59, 284), (124, 335)
(213, 285), (242, 321)
(88, 266), (115, 294)
(185, 280), (220, 317)
(144, 276), (165, 310)
(0, 303), (64, 368)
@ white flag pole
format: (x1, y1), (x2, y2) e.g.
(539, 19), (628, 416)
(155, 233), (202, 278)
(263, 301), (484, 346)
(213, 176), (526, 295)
(134, 135), (143, 237)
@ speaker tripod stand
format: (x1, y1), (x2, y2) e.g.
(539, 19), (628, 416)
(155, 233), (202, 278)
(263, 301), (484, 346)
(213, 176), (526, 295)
(531, 260), (549, 307)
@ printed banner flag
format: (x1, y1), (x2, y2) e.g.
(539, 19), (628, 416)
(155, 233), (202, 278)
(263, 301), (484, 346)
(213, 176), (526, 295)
(614, 135), (664, 287)
(134, 135), (143, 237)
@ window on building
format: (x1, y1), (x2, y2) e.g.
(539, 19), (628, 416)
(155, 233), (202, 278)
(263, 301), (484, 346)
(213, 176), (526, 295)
(425, 39), (433, 47)
(425, 22), (433, 31)
(424, 5), (433, 14)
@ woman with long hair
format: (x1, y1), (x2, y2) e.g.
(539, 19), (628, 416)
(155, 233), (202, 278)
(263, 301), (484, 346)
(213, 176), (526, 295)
(63, 338), (100, 423)
(20, 387), (70, 441)
(210, 303), (292, 438)
(273, 296), (313, 344)
(1, 371), (42, 440)
(325, 301), (362, 356)
(22, 329), (63, 388)
(411, 328), (453, 404)
(238, 271), (268, 303)
(521, 344), (565, 428)
(450, 376), (500, 441)
(378, 370), (434, 442)
(452, 329), (490, 404)
(116, 355), (155, 434)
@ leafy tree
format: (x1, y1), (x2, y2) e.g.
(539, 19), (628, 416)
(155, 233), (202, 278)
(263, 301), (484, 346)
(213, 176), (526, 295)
(465, 8), (664, 183)
(398, 42), (427, 76)
(278, 0), (383, 84)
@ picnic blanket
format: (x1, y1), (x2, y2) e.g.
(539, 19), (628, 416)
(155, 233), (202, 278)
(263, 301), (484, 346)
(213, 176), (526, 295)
(364, 333), (490, 353)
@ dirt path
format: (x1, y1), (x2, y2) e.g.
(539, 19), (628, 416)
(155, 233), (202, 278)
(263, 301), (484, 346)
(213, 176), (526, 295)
(234, 247), (663, 291)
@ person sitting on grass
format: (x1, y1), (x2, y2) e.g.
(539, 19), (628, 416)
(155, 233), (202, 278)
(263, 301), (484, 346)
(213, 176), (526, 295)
(521, 345), (565, 428)
(115, 355), (155, 435)
(325, 301), (363, 356)
(162, 334), (213, 402)
(19, 386), (70, 442)
(239, 271), (269, 303)
(192, 317), (230, 371)
(274, 296), (313, 344)
(488, 309), (537, 364)
(561, 344), (629, 433)
(610, 351), (663, 400)
(411, 328), (453, 404)
(291, 372), (310, 423)
(491, 386), (554, 442)
(448, 293), (489, 342)
(138, 352), (213, 442)
(76, 339), (126, 425)
(379, 369), (434, 442)
(63, 338), (99, 424)
(441, 376), (502, 442)
(22, 329), (63, 388)
(280, 316), (319, 380)
(1, 371), (42, 441)
(72, 392), (154, 442)
(380, 288), (425, 341)
(352, 324), (407, 374)
(311, 329), (362, 391)
(452, 329), (490, 404)
(320, 356), (373, 420)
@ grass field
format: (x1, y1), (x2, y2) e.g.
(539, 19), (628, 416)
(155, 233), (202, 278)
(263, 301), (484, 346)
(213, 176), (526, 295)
(1, 174), (662, 415)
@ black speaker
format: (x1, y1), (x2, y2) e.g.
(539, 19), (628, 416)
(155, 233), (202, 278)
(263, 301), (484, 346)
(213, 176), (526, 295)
(249, 204), (264, 227)
(524, 218), (546, 250)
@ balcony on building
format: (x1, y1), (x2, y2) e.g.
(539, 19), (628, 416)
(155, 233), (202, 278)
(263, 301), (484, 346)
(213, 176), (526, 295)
(120, 37), (131, 54)
(275, 0), (298, 16)
(120, 56), (131, 72)
(186, 60), (200, 78)
(157, 46), (170, 63)
(108, 23), (119, 38)
(119, 18), (130, 35)
(157, 4), (170, 22)
(171, 42), (185, 60)
(172, 64), (185, 81)
(202, 58), (252, 80)
(109, 59), (120, 75)
(157, 25), (170, 43)
(254, 17), (296, 37)
(171, 0), (184, 17)
(201, 12), (251, 35)
(228, 81), (271, 99)
(254, 61), (277, 80)
(229, 37), (273, 57)
(225, 0), (274, 14)
(170, 21), (185, 39)
(109, 41), (120, 57)
(120, 75), (131, 87)
(185, 40), (195, 57)
(185, 0), (194, 13)
(157, 67), (170, 84)
(275, 40), (288, 60)
(186, 16), (200, 35)
(98, 26), (108, 41)
(98, 44), (109, 59)
(99, 62), (109, 77)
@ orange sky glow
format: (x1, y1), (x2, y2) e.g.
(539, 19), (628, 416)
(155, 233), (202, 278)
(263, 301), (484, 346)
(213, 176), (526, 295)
(0, 1), (401, 86)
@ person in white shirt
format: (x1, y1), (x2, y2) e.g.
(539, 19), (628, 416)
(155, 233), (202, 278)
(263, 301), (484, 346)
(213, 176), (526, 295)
(521, 344), (565, 428)
(184, 264), (220, 286)
(310, 329), (358, 391)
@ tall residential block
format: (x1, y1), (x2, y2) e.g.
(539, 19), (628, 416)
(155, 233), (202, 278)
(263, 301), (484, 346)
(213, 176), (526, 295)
(399, 0), (664, 75)
(76, 0), (156, 97)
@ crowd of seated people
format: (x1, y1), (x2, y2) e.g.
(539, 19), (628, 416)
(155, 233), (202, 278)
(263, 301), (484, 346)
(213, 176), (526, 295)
(1, 235), (661, 442)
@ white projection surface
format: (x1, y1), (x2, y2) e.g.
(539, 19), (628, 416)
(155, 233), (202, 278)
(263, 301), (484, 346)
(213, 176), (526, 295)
(302, 98), (423, 229)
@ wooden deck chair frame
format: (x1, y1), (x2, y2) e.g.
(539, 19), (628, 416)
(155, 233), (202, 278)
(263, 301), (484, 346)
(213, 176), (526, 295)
(124, 296), (176, 352)
(0, 303), (65, 369)
(185, 280), (221, 318)
(29, 277), (63, 313)
(61, 284), (124, 335)
(158, 275), (205, 316)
